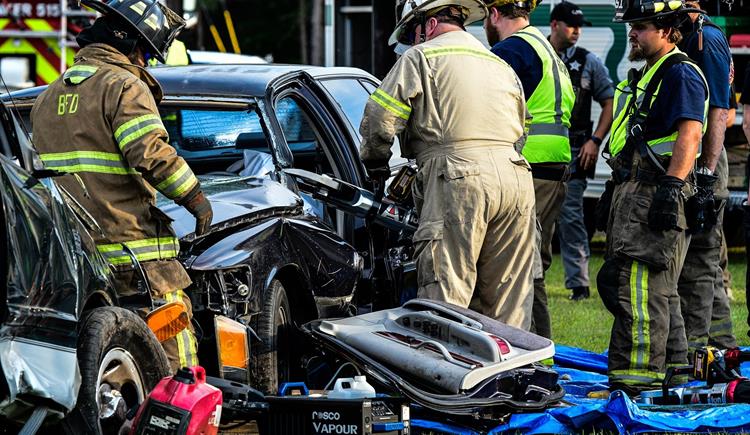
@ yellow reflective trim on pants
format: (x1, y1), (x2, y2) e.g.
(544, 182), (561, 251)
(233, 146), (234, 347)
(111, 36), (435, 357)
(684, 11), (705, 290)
(370, 89), (410, 120)
(609, 369), (664, 385)
(629, 262), (651, 372)
(165, 290), (198, 367)
(422, 46), (504, 65)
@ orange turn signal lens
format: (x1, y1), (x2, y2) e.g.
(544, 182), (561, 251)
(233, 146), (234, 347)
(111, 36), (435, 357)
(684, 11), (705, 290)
(147, 301), (189, 342)
(215, 316), (249, 371)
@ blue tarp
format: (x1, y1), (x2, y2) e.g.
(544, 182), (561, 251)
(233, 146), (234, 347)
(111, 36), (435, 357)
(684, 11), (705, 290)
(414, 345), (750, 434)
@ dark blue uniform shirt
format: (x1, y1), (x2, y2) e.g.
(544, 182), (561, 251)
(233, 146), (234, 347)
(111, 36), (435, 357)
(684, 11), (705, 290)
(682, 21), (731, 109)
(643, 62), (707, 140)
(491, 33), (543, 101)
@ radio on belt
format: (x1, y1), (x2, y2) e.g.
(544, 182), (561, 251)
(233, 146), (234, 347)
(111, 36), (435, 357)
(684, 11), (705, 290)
(259, 395), (410, 435)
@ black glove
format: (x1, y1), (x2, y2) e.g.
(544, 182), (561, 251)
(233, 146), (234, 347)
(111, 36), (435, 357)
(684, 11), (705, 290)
(648, 175), (685, 232)
(363, 158), (391, 181)
(179, 187), (213, 236)
(595, 179), (615, 232)
(687, 172), (719, 233)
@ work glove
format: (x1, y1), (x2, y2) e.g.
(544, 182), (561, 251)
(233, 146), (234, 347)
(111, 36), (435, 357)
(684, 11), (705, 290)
(179, 187), (213, 236)
(648, 175), (685, 232)
(595, 179), (614, 232)
(363, 158), (391, 182)
(687, 172), (719, 233)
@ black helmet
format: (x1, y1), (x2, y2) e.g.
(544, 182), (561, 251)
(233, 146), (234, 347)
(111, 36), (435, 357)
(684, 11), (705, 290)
(81, 0), (185, 62)
(614, 0), (699, 23)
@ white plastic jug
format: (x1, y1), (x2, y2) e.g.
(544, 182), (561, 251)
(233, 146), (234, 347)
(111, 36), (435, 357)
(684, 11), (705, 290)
(327, 375), (376, 399)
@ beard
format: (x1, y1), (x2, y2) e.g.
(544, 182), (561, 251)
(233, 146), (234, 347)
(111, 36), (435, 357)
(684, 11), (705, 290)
(485, 22), (500, 46)
(627, 42), (646, 61)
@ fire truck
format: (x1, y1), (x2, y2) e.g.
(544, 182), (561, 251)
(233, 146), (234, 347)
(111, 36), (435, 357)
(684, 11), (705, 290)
(0, 0), (95, 90)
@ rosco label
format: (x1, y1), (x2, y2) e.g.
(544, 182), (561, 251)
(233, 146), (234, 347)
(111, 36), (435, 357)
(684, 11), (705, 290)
(311, 410), (359, 434)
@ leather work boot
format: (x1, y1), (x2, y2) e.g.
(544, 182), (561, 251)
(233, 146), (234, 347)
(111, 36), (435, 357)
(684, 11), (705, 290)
(569, 286), (590, 301)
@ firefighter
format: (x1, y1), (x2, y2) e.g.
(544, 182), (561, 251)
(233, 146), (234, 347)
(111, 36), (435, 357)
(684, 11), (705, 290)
(30, 0), (212, 372)
(675, 1), (737, 355)
(483, 0), (575, 338)
(360, 0), (536, 328)
(596, 0), (708, 393)
(548, 1), (614, 302)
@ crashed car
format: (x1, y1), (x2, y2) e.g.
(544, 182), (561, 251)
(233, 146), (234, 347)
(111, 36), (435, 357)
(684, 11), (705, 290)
(6, 64), (415, 395)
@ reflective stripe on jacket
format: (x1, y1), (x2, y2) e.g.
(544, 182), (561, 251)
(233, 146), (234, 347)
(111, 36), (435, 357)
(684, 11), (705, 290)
(609, 48), (708, 157)
(359, 30), (528, 163)
(513, 26), (574, 164)
(31, 44), (196, 287)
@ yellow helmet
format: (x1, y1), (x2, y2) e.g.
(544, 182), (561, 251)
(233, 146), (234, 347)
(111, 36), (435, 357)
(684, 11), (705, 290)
(482, 0), (542, 12)
(389, 0), (488, 46)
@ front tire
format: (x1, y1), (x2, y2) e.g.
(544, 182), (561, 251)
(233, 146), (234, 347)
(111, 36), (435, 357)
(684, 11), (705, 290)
(250, 279), (292, 394)
(62, 307), (170, 434)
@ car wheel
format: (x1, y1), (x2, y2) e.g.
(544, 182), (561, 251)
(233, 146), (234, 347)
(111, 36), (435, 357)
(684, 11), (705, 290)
(250, 279), (292, 394)
(62, 307), (170, 435)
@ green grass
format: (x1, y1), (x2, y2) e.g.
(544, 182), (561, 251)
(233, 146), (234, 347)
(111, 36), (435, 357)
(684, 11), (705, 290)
(547, 248), (750, 352)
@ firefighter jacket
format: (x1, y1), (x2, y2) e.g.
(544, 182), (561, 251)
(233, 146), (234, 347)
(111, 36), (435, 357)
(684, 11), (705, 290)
(31, 43), (197, 292)
(609, 48), (708, 158)
(359, 30), (528, 164)
(512, 26), (575, 164)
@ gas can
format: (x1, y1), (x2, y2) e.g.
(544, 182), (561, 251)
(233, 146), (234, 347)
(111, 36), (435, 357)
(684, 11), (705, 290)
(131, 366), (223, 435)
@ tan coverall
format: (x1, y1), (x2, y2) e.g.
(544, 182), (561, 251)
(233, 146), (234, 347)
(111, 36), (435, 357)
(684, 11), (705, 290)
(31, 43), (200, 372)
(360, 30), (535, 328)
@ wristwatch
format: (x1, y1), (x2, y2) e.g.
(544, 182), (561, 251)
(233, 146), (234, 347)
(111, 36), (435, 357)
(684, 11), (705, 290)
(590, 135), (603, 147)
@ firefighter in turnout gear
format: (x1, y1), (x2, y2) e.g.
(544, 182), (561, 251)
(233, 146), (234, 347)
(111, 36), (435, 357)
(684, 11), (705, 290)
(30, 0), (212, 372)
(360, 0), (536, 329)
(596, 0), (708, 393)
(483, 0), (575, 338)
(675, 0), (737, 356)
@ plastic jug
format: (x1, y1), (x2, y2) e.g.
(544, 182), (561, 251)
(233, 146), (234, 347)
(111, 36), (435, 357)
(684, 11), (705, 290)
(327, 375), (377, 399)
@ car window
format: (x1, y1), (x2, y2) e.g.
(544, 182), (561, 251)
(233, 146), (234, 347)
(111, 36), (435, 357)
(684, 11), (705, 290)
(159, 107), (269, 174)
(348, 80), (409, 168)
(318, 78), (370, 139)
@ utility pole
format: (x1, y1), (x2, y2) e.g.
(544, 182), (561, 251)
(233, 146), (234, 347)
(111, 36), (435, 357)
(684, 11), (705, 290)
(299, 0), (308, 64)
(311, 0), (323, 65)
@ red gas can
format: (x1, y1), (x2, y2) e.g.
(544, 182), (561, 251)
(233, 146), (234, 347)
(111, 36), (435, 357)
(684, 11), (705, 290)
(130, 366), (223, 435)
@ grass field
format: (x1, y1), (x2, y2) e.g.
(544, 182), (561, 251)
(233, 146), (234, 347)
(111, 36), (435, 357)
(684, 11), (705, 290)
(546, 248), (750, 352)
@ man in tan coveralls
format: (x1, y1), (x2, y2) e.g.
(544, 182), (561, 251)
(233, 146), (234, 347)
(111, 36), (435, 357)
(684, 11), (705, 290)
(359, 0), (536, 328)
(31, 0), (212, 371)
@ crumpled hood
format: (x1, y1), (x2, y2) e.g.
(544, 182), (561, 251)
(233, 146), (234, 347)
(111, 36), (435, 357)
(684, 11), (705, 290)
(158, 176), (303, 238)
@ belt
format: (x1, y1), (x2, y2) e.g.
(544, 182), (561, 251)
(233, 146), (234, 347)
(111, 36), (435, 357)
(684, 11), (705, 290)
(531, 163), (569, 181)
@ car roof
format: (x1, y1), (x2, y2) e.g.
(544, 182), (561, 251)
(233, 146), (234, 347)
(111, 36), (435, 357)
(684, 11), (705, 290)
(2, 64), (378, 102)
(149, 64), (377, 98)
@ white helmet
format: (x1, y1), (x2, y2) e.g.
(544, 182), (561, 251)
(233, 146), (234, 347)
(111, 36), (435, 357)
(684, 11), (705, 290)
(389, 0), (487, 46)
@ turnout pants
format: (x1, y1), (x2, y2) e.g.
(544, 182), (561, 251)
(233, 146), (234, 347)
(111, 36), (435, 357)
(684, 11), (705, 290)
(413, 146), (536, 330)
(599, 179), (689, 388)
(114, 260), (199, 373)
(531, 175), (567, 339)
(677, 149), (736, 353)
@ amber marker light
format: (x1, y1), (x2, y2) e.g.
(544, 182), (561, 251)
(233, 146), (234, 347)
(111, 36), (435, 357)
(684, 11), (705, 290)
(215, 315), (249, 373)
(146, 301), (189, 342)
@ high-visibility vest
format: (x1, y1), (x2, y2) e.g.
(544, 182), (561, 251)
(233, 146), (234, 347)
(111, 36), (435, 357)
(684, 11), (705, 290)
(513, 26), (575, 164)
(609, 49), (708, 157)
